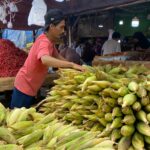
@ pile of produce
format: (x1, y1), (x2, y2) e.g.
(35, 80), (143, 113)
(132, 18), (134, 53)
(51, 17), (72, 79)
(38, 64), (150, 149)
(0, 39), (27, 77)
(0, 103), (114, 150)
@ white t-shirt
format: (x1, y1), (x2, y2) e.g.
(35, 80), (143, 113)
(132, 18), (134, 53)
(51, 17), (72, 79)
(102, 39), (121, 55)
(76, 45), (83, 57)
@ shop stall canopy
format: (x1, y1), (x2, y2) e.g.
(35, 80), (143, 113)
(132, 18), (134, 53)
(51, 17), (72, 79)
(0, 0), (148, 30)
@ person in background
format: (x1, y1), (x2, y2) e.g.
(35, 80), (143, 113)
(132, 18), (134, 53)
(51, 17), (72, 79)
(102, 32), (121, 55)
(60, 47), (81, 64)
(10, 9), (84, 109)
(132, 32), (150, 51)
(75, 42), (84, 57)
(81, 41), (95, 66)
(94, 38), (102, 55)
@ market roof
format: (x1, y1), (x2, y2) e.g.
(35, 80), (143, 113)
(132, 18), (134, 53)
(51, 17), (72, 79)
(0, 0), (148, 30)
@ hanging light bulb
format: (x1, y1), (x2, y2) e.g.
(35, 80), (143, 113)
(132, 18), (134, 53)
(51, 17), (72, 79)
(55, 0), (64, 2)
(131, 17), (139, 27)
(98, 24), (103, 28)
(119, 20), (124, 25)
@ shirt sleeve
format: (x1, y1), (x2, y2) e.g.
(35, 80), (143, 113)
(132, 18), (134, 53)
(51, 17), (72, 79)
(37, 40), (53, 60)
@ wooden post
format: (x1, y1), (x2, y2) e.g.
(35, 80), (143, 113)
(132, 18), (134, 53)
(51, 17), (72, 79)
(68, 26), (72, 48)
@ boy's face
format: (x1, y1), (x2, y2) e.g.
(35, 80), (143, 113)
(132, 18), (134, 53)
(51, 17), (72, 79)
(49, 20), (65, 41)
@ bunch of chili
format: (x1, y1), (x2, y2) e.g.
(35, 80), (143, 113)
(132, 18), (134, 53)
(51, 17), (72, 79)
(0, 39), (27, 77)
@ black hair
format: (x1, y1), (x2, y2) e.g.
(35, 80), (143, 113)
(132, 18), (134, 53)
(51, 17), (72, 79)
(133, 32), (150, 49)
(112, 32), (121, 39)
(44, 9), (65, 32)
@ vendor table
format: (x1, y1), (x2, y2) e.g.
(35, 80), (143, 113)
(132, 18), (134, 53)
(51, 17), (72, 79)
(0, 73), (58, 92)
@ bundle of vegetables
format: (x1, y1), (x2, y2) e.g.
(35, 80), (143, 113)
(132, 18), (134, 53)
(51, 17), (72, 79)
(38, 64), (150, 149)
(0, 103), (114, 150)
(0, 39), (27, 77)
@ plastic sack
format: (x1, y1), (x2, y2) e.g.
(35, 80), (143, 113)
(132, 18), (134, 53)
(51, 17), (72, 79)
(28, 0), (47, 26)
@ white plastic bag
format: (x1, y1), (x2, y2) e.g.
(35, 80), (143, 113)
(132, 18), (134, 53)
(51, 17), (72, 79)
(28, 0), (47, 26)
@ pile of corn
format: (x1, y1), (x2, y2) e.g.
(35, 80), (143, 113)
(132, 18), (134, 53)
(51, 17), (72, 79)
(0, 103), (115, 150)
(38, 64), (150, 150)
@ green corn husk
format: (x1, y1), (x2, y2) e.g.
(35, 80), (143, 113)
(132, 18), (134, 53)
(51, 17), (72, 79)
(101, 88), (113, 97)
(136, 86), (147, 98)
(132, 102), (141, 111)
(98, 118), (107, 127)
(147, 113), (150, 123)
(74, 75), (86, 83)
(128, 146), (135, 150)
(91, 81), (111, 89)
(122, 94), (137, 107)
(122, 115), (136, 125)
(144, 104), (150, 112)
(104, 113), (113, 122)
(0, 127), (17, 144)
(17, 129), (43, 147)
(0, 144), (23, 150)
(110, 117), (122, 129)
(87, 85), (102, 92)
(103, 97), (117, 107)
(144, 81), (150, 91)
(104, 64), (112, 72)
(112, 107), (122, 118)
(145, 136), (150, 144)
(117, 86), (129, 97)
(136, 122), (150, 136)
(110, 129), (121, 141)
(122, 107), (133, 115)
(118, 136), (131, 150)
(102, 104), (112, 113)
(141, 96), (150, 106)
(108, 66), (123, 74)
(121, 125), (135, 137)
(97, 123), (112, 137)
(110, 90), (119, 99)
(81, 75), (96, 92)
(136, 110), (149, 124)
(117, 97), (123, 106)
(132, 132), (144, 150)
(111, 82), (123, 90)
(128, 81), (139, 92)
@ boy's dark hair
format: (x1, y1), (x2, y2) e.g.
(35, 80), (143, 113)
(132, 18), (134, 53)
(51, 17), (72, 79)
(112, 32), (121, 39)
(44, 9), (65, 31)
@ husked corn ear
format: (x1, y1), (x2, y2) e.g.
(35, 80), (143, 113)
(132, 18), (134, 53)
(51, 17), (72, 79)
(17, 129), (43, 147)
(0, 127), (16, 144)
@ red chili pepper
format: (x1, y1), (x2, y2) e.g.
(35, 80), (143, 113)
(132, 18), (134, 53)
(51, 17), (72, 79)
(0, 39), (27, 77)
